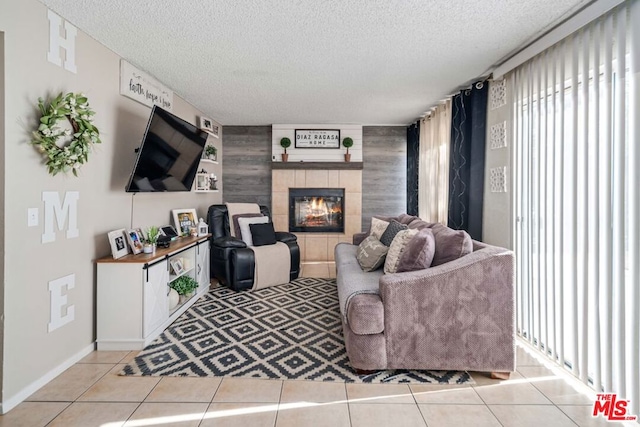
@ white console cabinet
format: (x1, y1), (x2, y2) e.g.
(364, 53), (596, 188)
(96, 235), (211, 350)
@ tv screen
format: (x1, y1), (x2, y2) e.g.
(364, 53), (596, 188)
(125, 106), (208, 192)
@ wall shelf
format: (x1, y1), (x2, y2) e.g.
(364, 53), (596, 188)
(200, 159), (218, 165)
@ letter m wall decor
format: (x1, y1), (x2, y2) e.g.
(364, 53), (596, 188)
(42, 191), (79, 243)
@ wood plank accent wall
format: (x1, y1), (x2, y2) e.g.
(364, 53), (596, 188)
(362, 126), (407, 232)
(223, 125), (407, 229)
(222, 126), (273, 209)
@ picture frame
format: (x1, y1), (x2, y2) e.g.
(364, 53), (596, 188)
(160, 225), (178, 239)
(169, 258), (184, 276)
(135, 227), (146, 242)
(108, 229), (130, 259)
(294, 129), (340, 149)
(126, 228), (144, 254)
(198, 116), (214, 133)
(195, 173), (210, 191)
(172, 209), (198, 236)
(198, 116), (220, 138)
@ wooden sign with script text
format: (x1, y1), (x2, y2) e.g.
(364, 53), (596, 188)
(120, 60), (173, 111)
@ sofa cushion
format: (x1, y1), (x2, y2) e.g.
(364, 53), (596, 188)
(407, 219), (437, 230)
(430, 223), (473, 266)
(370, 217), (390, 240)
(384, 229), (419, 274)
(237, 216), (269, 246)
(347, 294), (384, 335)
(397, 213), (419, 225)
(380, 220), (408, 246)
(396, 227), (436, 272)
(356, 236), (388, 272)
(335, 243), (383, 319)
(250, 222), (277, 246)
(232, 213), (263, 238)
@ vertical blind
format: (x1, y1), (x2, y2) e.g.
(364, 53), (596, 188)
(511, 0), (638, 416)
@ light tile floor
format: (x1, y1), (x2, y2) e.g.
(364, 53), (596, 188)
(2, 345), (624, 427)
(1, 265), (635, 426)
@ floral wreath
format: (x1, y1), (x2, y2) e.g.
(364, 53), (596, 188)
(32, 92), (101, 176)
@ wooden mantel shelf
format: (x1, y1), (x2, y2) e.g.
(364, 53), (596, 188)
(272, 161), (363, 170)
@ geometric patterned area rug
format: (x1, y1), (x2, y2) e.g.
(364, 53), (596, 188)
(121, 277), (473, 384)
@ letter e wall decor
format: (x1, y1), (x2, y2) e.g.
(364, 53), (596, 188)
(48, 274), (75, 332)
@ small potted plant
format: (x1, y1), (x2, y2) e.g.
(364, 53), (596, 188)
(170, 275), (198, 303)
(204, 145), (217, 161)
(342, 137), (353, 162)
(280, 137), (291, 162)
(144, 225), (160, 254)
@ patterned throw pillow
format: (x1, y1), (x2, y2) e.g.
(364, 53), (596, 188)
(370, 217), (390, 240)
(356, 236), (389, 272)
(379, 220), (408, 247)
(384, 229), (419, 274)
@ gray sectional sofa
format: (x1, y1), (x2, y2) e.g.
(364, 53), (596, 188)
(335, 214), (515, 377)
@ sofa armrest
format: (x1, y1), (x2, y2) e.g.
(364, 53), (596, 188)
(379, 246), (515, 371)
(275, 232), (297, 243)
(352, 232), (369, 246)
(212, 236), (247, 249)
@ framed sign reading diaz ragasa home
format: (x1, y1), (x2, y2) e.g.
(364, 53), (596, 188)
(294, 129), (340, 149)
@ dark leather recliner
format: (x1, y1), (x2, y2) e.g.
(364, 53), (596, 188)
(207, 204), (300, 291)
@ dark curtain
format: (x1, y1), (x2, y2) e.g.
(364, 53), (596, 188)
(406, 122), (420, 216)
(448, 81), (488, 240)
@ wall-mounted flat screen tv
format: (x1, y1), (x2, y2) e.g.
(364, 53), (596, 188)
(125, 106), (208, 192)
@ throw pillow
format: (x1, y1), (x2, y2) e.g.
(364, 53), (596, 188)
(237, 216), (269, 246)
(356, 236), (389, 272)
(250, 222), (277, 246)
(370, 217), (390, 240)
(379, 220), (408, 246)
(430, 223), (473, 266)
(232, 213), (263, 239)
(396, 228), (436, 272)
(384, 229), (419, 274)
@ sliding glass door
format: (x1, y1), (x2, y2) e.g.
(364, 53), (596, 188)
(511, 1), (638, 416)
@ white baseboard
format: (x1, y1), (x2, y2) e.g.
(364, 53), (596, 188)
(0, 342), (95, 414)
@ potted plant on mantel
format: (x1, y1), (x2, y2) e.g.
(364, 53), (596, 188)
(280, 137), (291, 162)
(143, 225), (160, 254)
(342, 137), (353, 162)
(170, 275), (198, 303)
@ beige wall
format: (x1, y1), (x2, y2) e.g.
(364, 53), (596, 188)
(483, 79), (512, 249)
(0, 30), (6, 400)
(1, 0), (222, 409)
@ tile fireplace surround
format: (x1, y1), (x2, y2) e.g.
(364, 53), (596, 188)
(272, 168), (362, 263)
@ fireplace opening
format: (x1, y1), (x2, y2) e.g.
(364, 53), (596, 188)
(289, 188), (344, 233)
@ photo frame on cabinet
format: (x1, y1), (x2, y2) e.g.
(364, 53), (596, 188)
(108, 229), (130, 259)
(170, 258), (184, 276)
(125, 229), (144, 254)
(172, 209), (198, 236)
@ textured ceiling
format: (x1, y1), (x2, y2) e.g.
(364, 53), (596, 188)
(39, 0), (588, 125)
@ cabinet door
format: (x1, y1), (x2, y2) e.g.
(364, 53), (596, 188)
(196, 241), (211, 293)
(143, 261), (170, 337)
